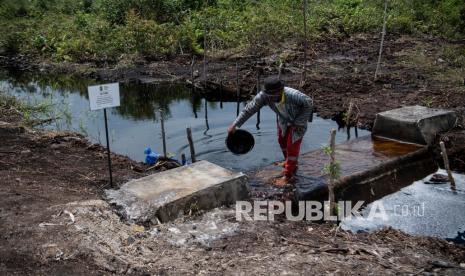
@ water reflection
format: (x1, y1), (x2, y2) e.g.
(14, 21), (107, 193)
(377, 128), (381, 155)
(191, 87), (200, 118)
(256, 110), (261, 130)
(219, 81), (223, 109)
(446, 231), (465, 245)
(0, 70), (203, 122)
(204, 99), (210, 136)
(0, 70), (94, 94)
(117, 83), (192, 121)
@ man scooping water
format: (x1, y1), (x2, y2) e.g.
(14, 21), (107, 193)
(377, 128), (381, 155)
(228, 76), (313, 186)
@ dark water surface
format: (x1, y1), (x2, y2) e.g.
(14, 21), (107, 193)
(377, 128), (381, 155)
(341, 169), (465, 243)
(0, 71), (369, 171)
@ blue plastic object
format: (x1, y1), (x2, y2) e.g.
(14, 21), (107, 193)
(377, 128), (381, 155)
(144, 147), (160, 165)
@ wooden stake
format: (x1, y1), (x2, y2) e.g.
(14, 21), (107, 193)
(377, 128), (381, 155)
(191, 56), (198, 118)
(186, 127), (196, 163)
(278, 60), (283, 79)
(236, 61), (240, 116)
(236, 62), (240, 97)
(204, 98), (210, 135)
(190, 55), (195, 85)
(220, 80), (223, 109)
(375, 0), (388, 80)
(160, 109), (167, 158)
(300, 0), (308, 88)
(203, 23), (207, 88)
(328, 129), (337, 216)
(440, 141), (456, 188)
(256, 68), (261, 129)
(346, 100), (354, 127)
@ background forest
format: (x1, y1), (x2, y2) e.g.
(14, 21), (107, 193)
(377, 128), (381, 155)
(1, 0), (465, 63)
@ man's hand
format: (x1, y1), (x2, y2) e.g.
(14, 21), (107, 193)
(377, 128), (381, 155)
(293, 125), (305, 133)
(227, 124), (237, 135)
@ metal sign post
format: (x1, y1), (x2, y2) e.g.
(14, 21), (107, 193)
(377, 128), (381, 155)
(88, 83), (120, 188)
(103, 108), (113, 187)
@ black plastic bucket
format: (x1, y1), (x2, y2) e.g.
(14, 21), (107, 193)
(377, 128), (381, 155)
(226, 129), (255, 155)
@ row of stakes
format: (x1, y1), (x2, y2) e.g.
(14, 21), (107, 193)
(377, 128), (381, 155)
(158, 108), (196, 165)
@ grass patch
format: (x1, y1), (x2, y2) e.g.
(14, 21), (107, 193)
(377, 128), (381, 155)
(0, 92), (56, 127)
(0, 0), (465, 62)
(390, 40), (464, 87)
(441, 45), (465, 68)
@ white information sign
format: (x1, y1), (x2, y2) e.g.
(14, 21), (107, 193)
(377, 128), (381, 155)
(88, 83), (120, 111)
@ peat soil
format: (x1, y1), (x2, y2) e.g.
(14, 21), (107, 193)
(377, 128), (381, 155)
(1, 121), (465, 275)
(0, 101), (465, 274)
(1, 34), (465, 274)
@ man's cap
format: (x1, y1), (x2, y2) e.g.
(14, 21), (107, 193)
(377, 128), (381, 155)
(263, 76), (284, 94)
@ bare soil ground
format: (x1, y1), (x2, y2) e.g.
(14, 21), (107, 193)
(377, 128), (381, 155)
(0, 122), (149, 274)
(1, 34), (465, 275)
(0, 108), (465, 275)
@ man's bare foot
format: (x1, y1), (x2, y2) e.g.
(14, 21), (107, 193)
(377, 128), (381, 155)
(274, 161), (286, 168)
(272, 176), (295, 187)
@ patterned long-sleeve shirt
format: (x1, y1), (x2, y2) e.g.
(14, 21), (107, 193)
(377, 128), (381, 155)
(233, 87), (313, 143)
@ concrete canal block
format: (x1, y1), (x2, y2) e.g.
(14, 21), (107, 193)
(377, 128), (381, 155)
(292, 136), (437, 203)
(105, 161), (249, 223)
(372, 106), (457, 145)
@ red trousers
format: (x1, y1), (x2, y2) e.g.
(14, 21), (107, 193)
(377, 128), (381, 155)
(278, 125), (303, 178)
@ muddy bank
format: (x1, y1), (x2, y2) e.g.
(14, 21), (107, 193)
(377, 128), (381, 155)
(1, 102), (465, 274)
(0, 123), (150, 274)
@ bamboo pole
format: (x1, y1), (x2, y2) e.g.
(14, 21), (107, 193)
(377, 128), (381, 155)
(190, 55), (195, 85)
(256, 68), (261, 129)
(346, 100), (354, 128)
(300, 0), (308, 88)
(191, 56), (197, 119)
(203, 23), (207, 88)
(346, 100), (354, 140)
(186, 127), (196, 163)
(236, 61), (240, 116)
(204, 98), (210, 135)
(219, 80), (223, 109)
(375, 0), (388, 80)
(439, 141), (456, 189)
(160, 109), (167, 158)
(328, 129), (337, 216)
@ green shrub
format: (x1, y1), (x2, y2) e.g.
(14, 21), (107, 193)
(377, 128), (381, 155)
(0, 21), (27, 55)
(0, 0), (464, 62)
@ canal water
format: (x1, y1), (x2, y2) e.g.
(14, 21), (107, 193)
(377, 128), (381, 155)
(341, 169), (465, 243)
(0, 71), (369, 172)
